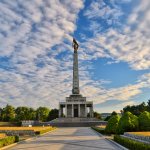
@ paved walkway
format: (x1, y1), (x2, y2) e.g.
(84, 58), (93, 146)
(9, 127), (121, 150)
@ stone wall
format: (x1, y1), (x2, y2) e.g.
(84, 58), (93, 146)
(0, 130), (35, 136)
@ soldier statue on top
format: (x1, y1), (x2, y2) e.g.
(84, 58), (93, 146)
(72, 38), (79, 52)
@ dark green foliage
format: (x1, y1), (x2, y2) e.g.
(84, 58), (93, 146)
(139, 111), (150, 131)
(117, 111), (139, 134)
(93, 112), (101, 120)
(36, 107), (50, 122)
(123, 101), (149, 116)
(91, 126), (105, 135)
(15, 135), (19, 142)
(15, 107), (36, 121)
(111, 111), (117, 116)
(0, 136), (17, 148)
(48, 109), (58, 121)
(105, 114), (120, 134)
(114, 135), (150, 150)
(104, 116), (111, 121)
(1, 105), (15, 121)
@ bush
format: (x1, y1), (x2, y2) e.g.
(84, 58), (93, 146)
(139, 111), (150, 131)
(15, 135), (19, 142)
(0, 136), (17, 148)
(105, 114), (120, 134)
(91, 126), (105, 135)
(114, 135), (150, 150)
(117, 111), (139, 134)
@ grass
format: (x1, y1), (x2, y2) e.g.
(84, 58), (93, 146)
(96, 125), (106, 129)
(127, 132), (150, 136)
(0, 122), (14, 126)
(0, 126), (54, 132)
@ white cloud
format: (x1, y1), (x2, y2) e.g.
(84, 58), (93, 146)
(83, 0), (150, 70)
(0, 0), (84, 108)
(0, 0), (149, 113)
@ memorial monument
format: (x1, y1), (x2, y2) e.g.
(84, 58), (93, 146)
(59, 38), (93, 118)
(48, 38), (106, 127)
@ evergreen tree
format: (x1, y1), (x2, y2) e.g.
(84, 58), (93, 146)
(2, 104), (15, 121)
(48, 109), (58, 121)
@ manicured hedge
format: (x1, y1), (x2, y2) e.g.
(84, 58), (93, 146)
(35, 127), (55, 135)
(139, 111), (150, 131)
(117, 111), (139, 134)
(105, 114), (120, 134)
(0, 135), (19, 148)
(114, 135), (150, 150)
(91, 126), (105, 135)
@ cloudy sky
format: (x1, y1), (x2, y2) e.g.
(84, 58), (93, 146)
(0, 0), (150, 113)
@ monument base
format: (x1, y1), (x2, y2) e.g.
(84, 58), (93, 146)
(46, 118), (107, 127)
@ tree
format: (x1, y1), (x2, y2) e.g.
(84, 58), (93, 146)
(15, 107), (36, 121)
(111, 111), (117, 116)
(28, 108), (36, 120)
(36, 107), (50, 122)
(48, 109), (58, 121)
(2, 104), (15, 121)
(148, 99), (150, 107)
(123, 102), (148, 116)
(139, 111), (150, 131)
(94, 111), (101, 120)
(117, 111), (139, 134)
(105, 114), (120, 134)
(104, 111), (118, 121)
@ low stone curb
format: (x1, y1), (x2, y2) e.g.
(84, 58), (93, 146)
(106, 138), (129, 150)
(91, 128), (128, 150)
(1, 128), (57, 150)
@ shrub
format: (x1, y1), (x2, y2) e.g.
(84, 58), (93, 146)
(117, 111), (139, 134)
(139, 111), (150, 131)
(0, 136), (17, 148)
(15, 135), (19, 142)
(105, 114), (120, 134)
(114, 135), (150, 150)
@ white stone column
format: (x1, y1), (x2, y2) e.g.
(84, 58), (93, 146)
(91, 105), (94, 118)
(85, 104), (87, 117)
(78, 104), (80, 117)
(65, 104), (67, 118)
(90, 106), (93, 118)
(59, 104), (61, 118)
(72, 104), (74, 118)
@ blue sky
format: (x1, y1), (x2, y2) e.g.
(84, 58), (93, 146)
(0, 0), (150, 113)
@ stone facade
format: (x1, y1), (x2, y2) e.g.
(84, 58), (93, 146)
(59, 39), (93, 118)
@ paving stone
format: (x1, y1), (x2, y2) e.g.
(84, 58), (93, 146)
(9, 127), (121, 150)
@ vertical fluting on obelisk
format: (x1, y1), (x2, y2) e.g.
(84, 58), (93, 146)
(72, 38), (80, 94)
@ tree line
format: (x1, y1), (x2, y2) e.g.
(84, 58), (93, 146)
(0, 104), (58, 122)
(122, 99), (150, 115)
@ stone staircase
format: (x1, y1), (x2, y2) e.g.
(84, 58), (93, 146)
(44, 118), (107, 127)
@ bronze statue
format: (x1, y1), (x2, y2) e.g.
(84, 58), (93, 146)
(72, 38), (79, 51)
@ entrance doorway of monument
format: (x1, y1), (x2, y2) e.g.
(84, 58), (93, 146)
(74, 105), (78, 117)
